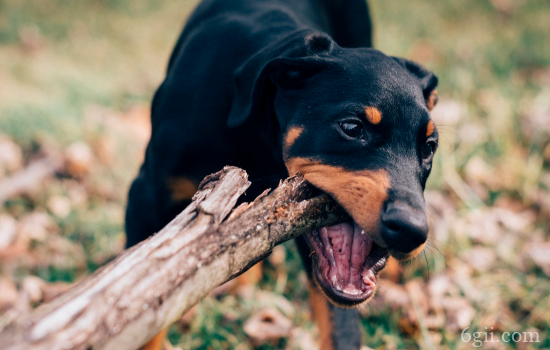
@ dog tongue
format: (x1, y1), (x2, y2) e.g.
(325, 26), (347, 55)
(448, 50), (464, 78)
(319, 222), (373, 294)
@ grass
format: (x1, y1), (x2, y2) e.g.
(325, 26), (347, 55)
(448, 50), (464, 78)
(1, 0), (549, 349)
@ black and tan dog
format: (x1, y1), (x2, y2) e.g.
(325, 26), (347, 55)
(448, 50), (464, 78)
(126, 0), (439, 348)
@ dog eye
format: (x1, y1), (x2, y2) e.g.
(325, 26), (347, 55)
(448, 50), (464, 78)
(421, 141), (436, 161)
(339, 122), (363, 138)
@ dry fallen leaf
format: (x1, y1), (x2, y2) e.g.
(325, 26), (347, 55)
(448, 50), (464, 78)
(521, 91), (550, 140)
(47, 195), (72, 218)
(244, 308), (292, 346)
(526, 242), (550, 277)
(442, 296), (475, 332)
(454, 208), (531, 245)
(285, 327), (317, 350)
(376, 280), (410, 309)
(0, 278), (18, 313)
(34, 235), (86, 270)
(64, 142), (94, 177)
(17, 211), (57, 245)
(460, 246), (496, 273)
(0, 135), (23, 174)
(428, 273), (461, 310)
(255, 290), (295, 319)
(0, 214), (17, 249)
(425, 191), (456, 244)
(63, 179), (88, 207)
(21, 276), (46, 304)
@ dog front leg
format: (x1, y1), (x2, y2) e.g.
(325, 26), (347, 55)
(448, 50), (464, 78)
(308, 285), (362, 350)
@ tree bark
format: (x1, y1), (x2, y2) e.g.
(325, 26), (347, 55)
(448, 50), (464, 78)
(0, 166), (350, 350)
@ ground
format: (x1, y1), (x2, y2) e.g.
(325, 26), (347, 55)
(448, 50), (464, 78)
(0, 0), (549, 349)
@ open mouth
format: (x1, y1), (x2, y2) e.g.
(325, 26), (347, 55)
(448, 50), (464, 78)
(305, 221), (389, 306)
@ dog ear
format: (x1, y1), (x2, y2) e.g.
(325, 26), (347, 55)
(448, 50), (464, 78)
(228, 32), (334, 128)
(392, 57), (439, 111)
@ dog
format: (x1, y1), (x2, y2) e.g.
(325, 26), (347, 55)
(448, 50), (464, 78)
(125, 0), (439, 349)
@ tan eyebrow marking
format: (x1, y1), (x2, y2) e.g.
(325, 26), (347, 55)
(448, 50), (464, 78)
(283, 126), (303, 150)
(426, 120), (435, 137)
(364, 106), (382, 125)
(167, 176), (198, 202)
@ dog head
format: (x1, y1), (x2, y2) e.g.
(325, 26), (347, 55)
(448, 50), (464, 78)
(229, 32), (438, 306)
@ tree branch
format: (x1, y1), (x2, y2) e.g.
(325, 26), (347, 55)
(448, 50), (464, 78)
(0, 166), (349, 350)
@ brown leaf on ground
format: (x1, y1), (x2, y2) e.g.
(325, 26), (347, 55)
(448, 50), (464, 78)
(521, 91), (550, 140)
(0, 135), (23, 175)
(493, 196), (528, 213)
(425, 190), (456, 244)
(285, 327), (317, 350)
(0, 154), (63, 204)
(360, 279), (407, 317)
(0, 278), (18, 313)
(47, 195), (72, 218)
(0, 214), (17, 249)
(464, 156), (492, 199)
(21, 276), (45, 304)
(255, 290), (295, 318)
(525, 242), (550, 277)
(455, 208), (532, 245)
(64, 142), (94, 177)
(32, 235), (86, 270)
(17, 211), (57, 245)
(460, 247), (496, 273)
(244, 308), (292, 346)
(374, 279), (410, 310)
(63, 179), (88, 207)
(428, 273), (460, 308)
(441, 296), (475, 332)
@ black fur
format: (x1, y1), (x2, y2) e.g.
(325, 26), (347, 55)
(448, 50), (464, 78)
(126, 0), (438, 348)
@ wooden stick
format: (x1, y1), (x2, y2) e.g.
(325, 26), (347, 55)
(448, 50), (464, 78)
(0, 166), (349, 350)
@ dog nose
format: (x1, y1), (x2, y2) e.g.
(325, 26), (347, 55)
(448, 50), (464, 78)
(380, 202), (428, 254)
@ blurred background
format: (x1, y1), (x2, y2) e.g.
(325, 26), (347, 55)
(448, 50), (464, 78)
(0, 0), (549, 349)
